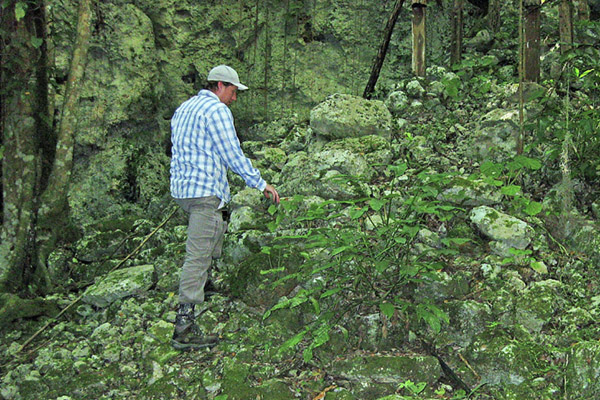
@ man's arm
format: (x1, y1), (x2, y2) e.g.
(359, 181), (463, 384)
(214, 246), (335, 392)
(209, 105), (279, 203)
(208, 105), (265, 188)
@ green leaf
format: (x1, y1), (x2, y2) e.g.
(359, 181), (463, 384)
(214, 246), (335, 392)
(374, 260), (390, 273)
(368, 198), (386, 212)
(30, 37), (43, 48)
(508, 248), (532, 256)
(379, 302), (395, 319)
(266, 221), (277, 232)
(514, 155), (542, 170)
(15, 1), (26, 20)
(349, 206), (367, 220)
(480, 161), (503, 177)
(442, 75), (461, 100)
(303, 323), (331, 363)
(524, 201), (542, 216)
(331, 245), (352, 257)
(261, 246), (271, 255)
(260, 266), (285, 275)
(268, 204), (278, 215)
(310, 297), (321, 315)
(579, 69), (594, 79)
(420, 309), (441, 333)
(320, 288), (342, 299)
(530, 261), (548, 274)
(279, 328), (309, 354)
(501, 185), (521, 196)
(388, 163), (407, 176)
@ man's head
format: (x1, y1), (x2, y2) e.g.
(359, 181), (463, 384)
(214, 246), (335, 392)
(207, 65), (248, 106)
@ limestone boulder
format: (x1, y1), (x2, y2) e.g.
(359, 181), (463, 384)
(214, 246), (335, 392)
(469, 206), (534, 257)
(82, 264), (155, 307)
(565, 341), (600, 399)
(310, 94), (392, 140)
(280, 149), (373, 200)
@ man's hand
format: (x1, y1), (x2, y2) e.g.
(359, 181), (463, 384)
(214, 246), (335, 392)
(263, 184), (280, 204)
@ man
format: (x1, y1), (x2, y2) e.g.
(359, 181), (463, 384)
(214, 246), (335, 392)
(170, 65), (279, 350)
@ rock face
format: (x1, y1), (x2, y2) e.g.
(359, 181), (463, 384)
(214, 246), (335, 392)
(82, 265), (155, 307)
(310, 94), (393, 140)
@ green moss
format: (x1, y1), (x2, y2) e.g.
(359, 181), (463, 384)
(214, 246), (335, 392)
(0, 293), (59, 326)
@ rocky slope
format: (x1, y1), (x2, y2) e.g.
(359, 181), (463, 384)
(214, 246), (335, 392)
(2, 1), (600, 399)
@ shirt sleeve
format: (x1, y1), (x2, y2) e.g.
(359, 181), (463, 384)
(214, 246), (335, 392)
(207, 104), (267, 192)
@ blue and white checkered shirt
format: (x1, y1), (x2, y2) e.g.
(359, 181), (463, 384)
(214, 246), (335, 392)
(170, 90), (266, 203)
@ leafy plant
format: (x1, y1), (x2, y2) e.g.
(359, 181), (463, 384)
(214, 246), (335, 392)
(479, 154), (543, 216)
(261, 165), (464, 361)
(531, 31), (600, 196)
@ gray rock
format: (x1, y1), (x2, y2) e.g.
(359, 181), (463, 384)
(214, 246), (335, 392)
(405, 80), (426, 98)
(565, 341), (600, 399)
(330, 354), (441, 398)
(310, 94), (392, 140)
(464, 109), (520, 162)
(229, 206), (265, 232)
(438, 300), (492, 347)
(438, 178), (502, 206)
(280, 149), (372, 200)
(82, 265), (155, 307)
(464, 326), (541, 387)
(385, 90), (410, 113)
(515, 279), (563, 334)
(466, 29), (494, 52)
(469, 206), (533, 256)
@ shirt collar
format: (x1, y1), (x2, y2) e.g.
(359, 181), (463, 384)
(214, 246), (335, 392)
(199, 89), (219, 101)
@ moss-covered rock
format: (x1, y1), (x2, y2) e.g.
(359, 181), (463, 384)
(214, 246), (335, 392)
(329, 353), (441, 398)
(565, 341), (600, 399)
(0, 293), (59, 326)
(469, 206), (534, 256)
(464, 109), (520, 162)
(438, 177), (503, 207)
(437, 300), (493, 347)
(82, 264), (155, 307)
(310, 94), (393, 140)
(515, 279), (563, 334)
(280, 149), (373, 200)
(462, 326), (550, 388)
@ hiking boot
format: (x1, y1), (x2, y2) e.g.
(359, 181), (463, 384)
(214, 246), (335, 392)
(172, 303), (218, 350)
(172, 323), (219, 350)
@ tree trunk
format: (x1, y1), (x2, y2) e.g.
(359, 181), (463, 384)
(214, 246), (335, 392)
(574, 0), (590, 21)
(0, 1), (46, 293)
(412, 1), (427, 77)
(559, 0), (574, 53)
(523, 0), (541, 82)
(0, 0), (93, 294)
(36, 0), (93, 275)
(451, 0), (464, 66)
(363, 0), (406, 99)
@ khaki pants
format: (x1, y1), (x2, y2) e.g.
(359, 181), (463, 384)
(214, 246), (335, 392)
(176, 196), (227, 304)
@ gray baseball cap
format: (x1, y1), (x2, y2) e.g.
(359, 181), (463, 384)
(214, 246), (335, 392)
(207, 65), (248, 90)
